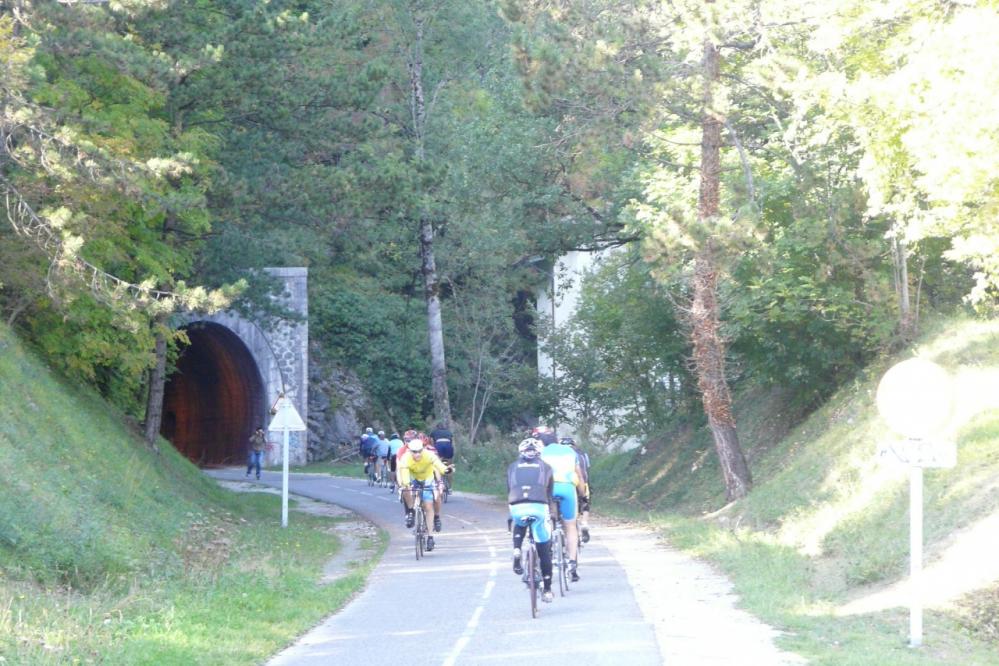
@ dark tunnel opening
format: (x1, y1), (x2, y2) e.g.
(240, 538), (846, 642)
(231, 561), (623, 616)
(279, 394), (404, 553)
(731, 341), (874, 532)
(161, 322), (266, 466)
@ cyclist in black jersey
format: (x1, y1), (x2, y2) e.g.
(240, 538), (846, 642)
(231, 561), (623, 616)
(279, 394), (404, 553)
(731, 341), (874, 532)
(507, 438), (556, 603)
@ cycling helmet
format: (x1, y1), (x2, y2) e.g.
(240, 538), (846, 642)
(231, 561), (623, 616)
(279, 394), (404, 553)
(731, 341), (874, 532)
(403, 429), (418, 442)
(390, 432), (399, 440)
(408, 439), (425, 453)
(518, 438), (542, 459)
(378, 430), (385, 437)
(559, 436), (576, 446)
(365, 427), (374, 434)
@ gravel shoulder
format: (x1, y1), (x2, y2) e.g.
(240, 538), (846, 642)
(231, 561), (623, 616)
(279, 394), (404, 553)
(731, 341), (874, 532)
(597, 520), (805, 665)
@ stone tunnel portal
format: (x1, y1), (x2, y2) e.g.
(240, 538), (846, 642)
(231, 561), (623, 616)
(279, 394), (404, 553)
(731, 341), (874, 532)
(161, 322), (267, 466)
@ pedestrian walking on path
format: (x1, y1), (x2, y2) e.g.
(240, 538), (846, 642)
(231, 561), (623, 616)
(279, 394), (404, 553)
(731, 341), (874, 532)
(246, 427), (266, 480)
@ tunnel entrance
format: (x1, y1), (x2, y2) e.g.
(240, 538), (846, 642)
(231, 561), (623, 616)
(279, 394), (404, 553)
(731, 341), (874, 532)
(161, 321), (267, 466)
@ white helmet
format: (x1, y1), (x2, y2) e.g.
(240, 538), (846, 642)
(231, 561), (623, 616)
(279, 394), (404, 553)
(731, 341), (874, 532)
(518, 438), (542, 459)
(408, 439), (425, 453)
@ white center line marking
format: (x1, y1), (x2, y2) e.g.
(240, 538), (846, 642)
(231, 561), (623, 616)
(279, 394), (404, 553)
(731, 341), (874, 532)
(440, 511), (500, 666)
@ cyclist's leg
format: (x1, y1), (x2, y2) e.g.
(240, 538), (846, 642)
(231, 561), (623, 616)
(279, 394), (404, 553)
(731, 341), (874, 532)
(554, 482), (580, 562)
(422, 484), (437, 531)
(509, 503), (544, 575)
(421, 485), (436, 549)
(526, 504), (554, 594)
(401, 486), (416, 526)
(431, 474), (443, 528)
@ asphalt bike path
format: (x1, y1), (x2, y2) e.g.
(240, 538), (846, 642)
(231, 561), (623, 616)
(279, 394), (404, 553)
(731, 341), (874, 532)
(207, 468), (661, 665)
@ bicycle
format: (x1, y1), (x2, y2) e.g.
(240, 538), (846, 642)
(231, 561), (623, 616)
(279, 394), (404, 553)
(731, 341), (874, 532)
(409, 481), (433, 560)
(551, 498), (571, 596)
(366, 456), (378, 486)
(521, 516), (543, 618)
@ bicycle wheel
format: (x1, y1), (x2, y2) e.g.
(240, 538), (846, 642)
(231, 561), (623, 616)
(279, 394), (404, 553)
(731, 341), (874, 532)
(553, 530), (566, 596)
(415, 508), (425, 560)
(443, 474), (451, 503)
(526, 543), (538, 618)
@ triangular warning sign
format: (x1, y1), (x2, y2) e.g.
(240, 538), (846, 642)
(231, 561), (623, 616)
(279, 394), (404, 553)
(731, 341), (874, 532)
(269, 397), (306, 432)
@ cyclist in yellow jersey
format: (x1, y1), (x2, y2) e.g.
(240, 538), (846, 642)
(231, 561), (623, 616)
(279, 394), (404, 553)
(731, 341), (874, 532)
(398, 438), (452, 550)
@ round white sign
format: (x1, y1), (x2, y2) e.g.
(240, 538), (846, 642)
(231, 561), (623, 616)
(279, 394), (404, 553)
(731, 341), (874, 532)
(875, 358), (953, 439)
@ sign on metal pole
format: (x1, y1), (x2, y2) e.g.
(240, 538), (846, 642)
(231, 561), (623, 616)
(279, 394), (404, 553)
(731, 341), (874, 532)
(877, 439), (957, 469)
(875, 358), (955, 649)
(268, 395), (306, 528)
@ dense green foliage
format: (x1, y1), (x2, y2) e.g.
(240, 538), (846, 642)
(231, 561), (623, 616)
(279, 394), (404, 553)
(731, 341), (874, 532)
(1, 0), (995, 465)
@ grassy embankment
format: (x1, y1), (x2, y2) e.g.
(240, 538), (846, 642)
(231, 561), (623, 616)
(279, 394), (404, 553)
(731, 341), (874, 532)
(592, 315), (999, 665)
(0, 322), (383, 665)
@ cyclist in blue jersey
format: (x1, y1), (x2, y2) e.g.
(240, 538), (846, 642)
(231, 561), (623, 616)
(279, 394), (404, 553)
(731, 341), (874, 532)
(374, 431), (391, 483)
(538, 427), (586, 581)
(386, 432), (405, 491)
(507, 437), (555, 603)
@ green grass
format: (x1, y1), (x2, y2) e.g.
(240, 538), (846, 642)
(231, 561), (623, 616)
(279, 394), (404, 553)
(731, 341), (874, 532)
(596, 315), (999, 664)
(0, 323), (383, 664)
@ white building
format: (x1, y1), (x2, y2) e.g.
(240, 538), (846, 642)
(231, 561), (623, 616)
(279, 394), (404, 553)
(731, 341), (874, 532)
(536, 250), (640, 451)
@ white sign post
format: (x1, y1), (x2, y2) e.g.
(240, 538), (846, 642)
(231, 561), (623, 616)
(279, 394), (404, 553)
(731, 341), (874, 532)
(875, 358), (954, 649)
(268, 395), (307, 528)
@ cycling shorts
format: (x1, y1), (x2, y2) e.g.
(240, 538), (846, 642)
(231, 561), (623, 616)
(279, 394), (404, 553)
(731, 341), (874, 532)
(410, 480), (436, 502)
(434, 441), (454, 460)
(553, 482), (578, 521)
(509, 502), (551, 544)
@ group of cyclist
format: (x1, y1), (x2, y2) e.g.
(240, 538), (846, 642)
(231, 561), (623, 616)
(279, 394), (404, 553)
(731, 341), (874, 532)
(506, 425), (592, 604)
(359, 424), (455, 552)
(358, 421), (594, 602)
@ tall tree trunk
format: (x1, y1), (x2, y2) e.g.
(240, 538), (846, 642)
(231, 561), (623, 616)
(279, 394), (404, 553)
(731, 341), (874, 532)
(143, 323), (167, 453)
(892, 233), (914, 339)
(692, 37), (751, 501)
(409, 12), (452, 427)
(419, 216), (452, 425)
